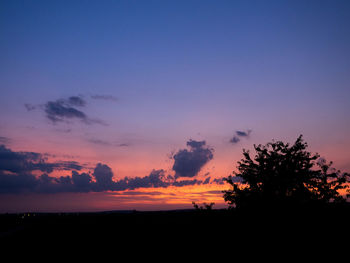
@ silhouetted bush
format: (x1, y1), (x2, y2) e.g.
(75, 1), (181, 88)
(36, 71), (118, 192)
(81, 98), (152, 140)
(223, 135), (349, 210)
(192, 201), (215, 211)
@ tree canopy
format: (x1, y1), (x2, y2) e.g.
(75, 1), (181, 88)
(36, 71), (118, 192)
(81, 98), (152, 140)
(223, 135), (349, 209)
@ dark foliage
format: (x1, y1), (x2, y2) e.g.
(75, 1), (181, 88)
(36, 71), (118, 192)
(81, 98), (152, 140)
(223, 135), (349, 210)
(192, 201), (215, 211)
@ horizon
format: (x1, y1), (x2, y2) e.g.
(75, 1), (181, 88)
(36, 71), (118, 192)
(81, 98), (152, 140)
(1, 0), (350, 212)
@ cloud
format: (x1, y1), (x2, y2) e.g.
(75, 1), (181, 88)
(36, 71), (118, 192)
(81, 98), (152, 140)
(0, 160), (167, 193)
(172, 139), (214, 178)
(54, 128), (72, 133)
(113, 170), (214, 190)
(0, 143), (222, 194)
(229, 136), (240, 144)
(115, 169), (171, 190)
(0, 145), (55, 173)
(67, 96), (86, 107)
(71, 171), (93, 191)
(44, 100), (88, 123)
(24, 103), (37, 111)
(236, 130), (251, 137)
(118, 143), (130, 147)
(186, 140), (206, 149)
(0, 145), (85, 193)
(87, 138), (111, 146)
(229, 129), (252, 144)
(225, 175), (244, 184)
(93, 163), (115, 191)
(113, 191), (167, 196)
(203, 177), (211, 184)
(27, 95), (107, 125)
(172, 178), (202, 187)
(0, 145), (83, 173)
(91, 94), (118, 102)
(54, 161), (84, 171)
(0, 171), (38, 194)
(87, 138), (130, 147)
(0, 136), (10, 145)
(211, 178), (225, 185)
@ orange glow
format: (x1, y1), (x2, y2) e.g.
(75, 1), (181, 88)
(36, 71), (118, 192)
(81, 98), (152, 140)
(108, 183), (229, 209)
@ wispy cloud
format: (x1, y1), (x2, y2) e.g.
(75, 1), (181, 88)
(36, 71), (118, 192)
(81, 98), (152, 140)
(87, 138), (130, 147)
(24, 103), (37, 111)
(229, 129), (252, 144)
(26, 95), (108, 126)
(235, 130), (252, 137)
(90, 94), (118, 102)
(67, 96), (86, 107)
(44, 99), (88, 123)
(229, 136), (240, 144)
(0, 136), (10, 145)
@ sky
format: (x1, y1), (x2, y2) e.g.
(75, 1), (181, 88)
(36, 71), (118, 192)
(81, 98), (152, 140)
(0, 0), (349, 212)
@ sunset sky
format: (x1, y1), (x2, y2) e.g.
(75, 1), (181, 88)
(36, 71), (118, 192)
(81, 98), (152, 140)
(1, 0), (349, 212)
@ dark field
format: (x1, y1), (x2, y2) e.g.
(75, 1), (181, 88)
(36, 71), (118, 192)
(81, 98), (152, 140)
(2, 204), (350, 245)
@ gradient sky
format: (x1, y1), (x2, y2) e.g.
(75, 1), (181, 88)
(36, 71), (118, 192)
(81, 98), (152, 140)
(1, 0), (349, 212)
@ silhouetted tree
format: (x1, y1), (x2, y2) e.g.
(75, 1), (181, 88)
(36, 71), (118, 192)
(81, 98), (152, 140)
(223, 135), (349, 210)
(192, 201), (215, 211)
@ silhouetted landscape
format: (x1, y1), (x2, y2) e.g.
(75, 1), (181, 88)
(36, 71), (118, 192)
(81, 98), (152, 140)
(2, 203), (350, 243)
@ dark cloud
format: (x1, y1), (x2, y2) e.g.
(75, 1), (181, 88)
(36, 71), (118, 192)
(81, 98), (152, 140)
(71, 171), (92, 192)
(45, 100), (87, 123)
(172, 178), (202, 187)
(236, 130), (251, 137)
(0, 145), (85, 193)
(203, 177), (211, 184)
(67, 96), (86, 107)
(27, 95), (106, 125)
(117, 171), (212, 189)
(91, 94), (118, 102)
(0, 171), (38, 194)
(93, 163), (115, 191)
(87, 138), (130, 147)
(115, 169), (171, 190)
(55, 161), (83, 171)
(115, 191), (168, 196)
(24, 103), (37, 111)
(229, 136), (240, 144)
(172, 139), (214, 178)
(36, 173), (73, 193)
(0, 143), (222, 194)
(229, 130), (252, 144)
(212, 178), (225, 185)
(0, 145), (83, 173)
(0, 145), (54, 173)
